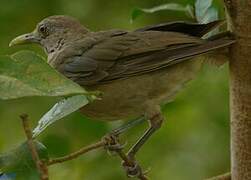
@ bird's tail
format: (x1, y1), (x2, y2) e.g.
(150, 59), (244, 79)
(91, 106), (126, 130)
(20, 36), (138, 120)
(200, 32), (235, 66)
(140, 34), (235, 71)
(136, 20), (225, 38)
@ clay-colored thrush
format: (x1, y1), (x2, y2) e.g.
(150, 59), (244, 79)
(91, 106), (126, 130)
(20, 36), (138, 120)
(10, 15), (235, 176)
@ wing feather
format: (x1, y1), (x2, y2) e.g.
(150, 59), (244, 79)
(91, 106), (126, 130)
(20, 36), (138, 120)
(60, 29), (232, 86)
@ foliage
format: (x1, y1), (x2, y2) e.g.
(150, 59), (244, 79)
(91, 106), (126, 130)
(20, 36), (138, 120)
(33, 95), (90, 137)
(131, 0), (222, 24)
(0, 0), (230, 180)
(0, 51), (90, 100)
(131, 3), (195, 23)
(0, 51), (97, 178)
(0, 141), (48, 180)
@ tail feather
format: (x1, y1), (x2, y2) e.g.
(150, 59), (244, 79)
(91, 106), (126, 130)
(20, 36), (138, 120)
(135, 20), (225, 38)
(202, 33), (235, 66)
(158, 37), (234, 68)
(122, 37), (235, 76)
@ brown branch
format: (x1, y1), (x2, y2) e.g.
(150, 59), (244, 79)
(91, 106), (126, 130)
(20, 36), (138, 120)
(46, 119), (144, 166)
(48, 131), (148, 180)
(225, 0), (251, 179)
(20, 114), (49, 180)
(206, 172), (231, 180)
(47, 140), (105, 165)
(19, 114), (146, 179)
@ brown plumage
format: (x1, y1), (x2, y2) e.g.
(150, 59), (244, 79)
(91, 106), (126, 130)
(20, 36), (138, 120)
(10, 15), (235, 177)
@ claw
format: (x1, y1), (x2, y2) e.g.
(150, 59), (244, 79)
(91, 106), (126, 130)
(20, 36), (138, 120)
(102, 133), (148, 179)
(122, 161), (142, 178)
(102, 133), (126, 155)
(108, 141), (127, 151)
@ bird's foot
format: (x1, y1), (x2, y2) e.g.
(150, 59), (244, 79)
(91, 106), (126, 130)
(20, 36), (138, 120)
(121, 155), (149, 179)
(102, 133), (125, 155)
(122, 160), (141, 177)
(102, 133), (148, 179)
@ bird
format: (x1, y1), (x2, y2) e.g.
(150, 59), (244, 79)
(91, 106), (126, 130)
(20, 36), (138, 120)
(9, 15), (235, 177)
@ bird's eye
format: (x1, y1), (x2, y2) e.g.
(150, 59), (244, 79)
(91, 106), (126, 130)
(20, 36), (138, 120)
(39, 25), (48, 35)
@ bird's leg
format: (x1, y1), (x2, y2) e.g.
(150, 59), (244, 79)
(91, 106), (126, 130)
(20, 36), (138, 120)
(103, 133), (148, 179)
(102, 106), (163, 179)
(111, 116), (147, 136)
(102, 117), (149, 179)
(103, 135), (149, 180)
(127, 112), (163, 159)
(121, 108), (164, 178)
(103, 116), (147, 154)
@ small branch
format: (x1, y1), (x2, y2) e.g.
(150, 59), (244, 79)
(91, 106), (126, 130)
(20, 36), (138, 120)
(206, 172), (231, 180)
(20, 114), (49, 180)
(47, 140), (105, 165)
(47, 118), (146, 166)
(22, 115), (147, 179)
(225, 0), (251, 179)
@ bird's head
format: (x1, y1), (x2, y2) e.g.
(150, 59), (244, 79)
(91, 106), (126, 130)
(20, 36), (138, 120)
(9, 15), (89, 54)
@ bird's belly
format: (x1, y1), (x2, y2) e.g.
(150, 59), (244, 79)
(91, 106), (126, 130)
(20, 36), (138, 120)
(81, 59), (202, 121)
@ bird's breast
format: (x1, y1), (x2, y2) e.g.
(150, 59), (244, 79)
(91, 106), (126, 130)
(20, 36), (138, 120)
(80, 58), (203, 121)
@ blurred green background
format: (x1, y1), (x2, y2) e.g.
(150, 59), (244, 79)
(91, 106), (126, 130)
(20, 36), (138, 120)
(0, 0), (230, 179)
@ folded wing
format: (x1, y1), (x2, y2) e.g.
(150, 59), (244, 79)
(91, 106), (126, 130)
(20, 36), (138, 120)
(61, 25), (233, 86)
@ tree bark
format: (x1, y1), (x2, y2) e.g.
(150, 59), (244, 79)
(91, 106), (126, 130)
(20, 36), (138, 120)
(226, 0), (251, 179)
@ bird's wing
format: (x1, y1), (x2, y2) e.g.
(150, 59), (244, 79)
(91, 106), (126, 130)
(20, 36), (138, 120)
(135, 20), (224, 37)
(61, 30), (231, 86)
(61, 30), (136, 85)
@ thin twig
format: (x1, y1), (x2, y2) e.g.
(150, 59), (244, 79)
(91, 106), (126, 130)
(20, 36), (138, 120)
(20, 114), (49, 180)
(47, 117), (146, 166)
(206, 172), (231, 180)
(42, 117), (147, 180)
(47, 141), (105, 165)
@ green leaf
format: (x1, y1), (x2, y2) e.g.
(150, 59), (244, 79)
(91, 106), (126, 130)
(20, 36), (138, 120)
(0, 50), (90, 100)
(200, 6), (218, 24)
(195, 0), (219, 37)
(131, 3), (195, 22)
(195, 0), (218, 23)
(0, 141), (48, 180)
(0, 173), (16, 180)
(32, 95), (92, 137)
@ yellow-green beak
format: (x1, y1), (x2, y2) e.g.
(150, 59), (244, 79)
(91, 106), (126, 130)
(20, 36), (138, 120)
(9, 33), (40, 47)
